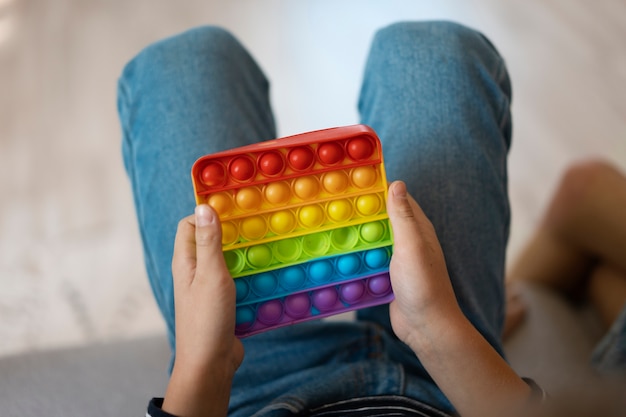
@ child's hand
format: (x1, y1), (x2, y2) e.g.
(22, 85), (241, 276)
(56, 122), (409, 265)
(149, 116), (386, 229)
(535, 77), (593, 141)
(386, 181), (535, 417)
(163, 204), (244, 417)
(386, 181), (464, 351)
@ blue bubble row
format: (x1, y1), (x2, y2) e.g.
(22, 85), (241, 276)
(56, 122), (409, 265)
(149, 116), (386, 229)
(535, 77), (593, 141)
(235, 246), (392, 306)
(235, 272), (394, 337)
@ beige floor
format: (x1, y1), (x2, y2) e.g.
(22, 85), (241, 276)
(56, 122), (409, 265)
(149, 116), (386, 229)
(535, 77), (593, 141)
(0, 0), (625, 358)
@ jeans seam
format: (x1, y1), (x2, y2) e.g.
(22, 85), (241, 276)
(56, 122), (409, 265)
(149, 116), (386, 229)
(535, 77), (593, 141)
(118, 73), (175, 351)
(493, 58), (512, 143)
(398, 362), (406, 395)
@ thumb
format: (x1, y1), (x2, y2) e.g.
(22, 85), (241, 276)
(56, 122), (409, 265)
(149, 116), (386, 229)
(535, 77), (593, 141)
(387, 181), (415, 221)
(194, 204), (228, 276)
(386, 181), (439, 252)
(387, 181), (426, 229)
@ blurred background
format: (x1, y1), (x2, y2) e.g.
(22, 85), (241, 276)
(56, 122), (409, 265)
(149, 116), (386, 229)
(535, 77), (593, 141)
(1, 0), (625, 360)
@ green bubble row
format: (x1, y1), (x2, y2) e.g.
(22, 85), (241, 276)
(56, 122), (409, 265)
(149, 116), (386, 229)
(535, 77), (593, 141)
(223, 219), (392, 278)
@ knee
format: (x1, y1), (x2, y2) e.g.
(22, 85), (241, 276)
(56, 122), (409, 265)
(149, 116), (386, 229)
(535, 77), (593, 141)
(547, 159), (619, 228)
(365, 20), (509, 112)
(558, 159), (618, 203)
(371, 20), (499, 65)
(120, 26), (243, 84)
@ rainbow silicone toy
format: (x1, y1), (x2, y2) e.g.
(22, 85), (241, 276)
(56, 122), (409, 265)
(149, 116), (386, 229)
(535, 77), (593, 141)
(191, 124), (394, 337)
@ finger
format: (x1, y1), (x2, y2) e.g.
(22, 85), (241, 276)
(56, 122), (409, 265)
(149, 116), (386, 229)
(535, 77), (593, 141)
(387, 181), (433, 244)
(194, 204), (228, 279)
(172, 214), (197, 286)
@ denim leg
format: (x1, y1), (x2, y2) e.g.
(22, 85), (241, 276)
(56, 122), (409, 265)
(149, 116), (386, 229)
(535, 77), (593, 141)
(358, 21), (513, 358)
(118, 26), (276, 353)
(591, 303), (626, 373)
(233, 21), (512, 416)
(120, 21), (512, 417)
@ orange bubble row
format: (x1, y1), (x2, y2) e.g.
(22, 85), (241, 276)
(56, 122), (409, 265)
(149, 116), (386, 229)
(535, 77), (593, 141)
(206, 165), (380, 218)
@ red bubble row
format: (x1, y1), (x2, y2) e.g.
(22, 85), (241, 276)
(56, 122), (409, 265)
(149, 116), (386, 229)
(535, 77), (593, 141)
(199, 137), (376, 188)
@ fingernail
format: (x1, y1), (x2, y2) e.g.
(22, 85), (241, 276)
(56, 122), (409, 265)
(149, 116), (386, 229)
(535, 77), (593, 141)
(391, 181), (407, 198)
(195, 205), (213, 227)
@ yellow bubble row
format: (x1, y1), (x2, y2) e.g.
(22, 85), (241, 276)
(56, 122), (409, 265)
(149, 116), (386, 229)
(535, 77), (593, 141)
(220, 192), (386, 247)
(204, 165), (381, 219)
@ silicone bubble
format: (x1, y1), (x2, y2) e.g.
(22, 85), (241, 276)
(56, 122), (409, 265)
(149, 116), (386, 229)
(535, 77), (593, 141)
(298, 204), (325, 228)
(201, 162), (226, 187)
(312, 288), (338, 311)
(195, 126), (393, 336)
(264, 181), (291, 205)
(284, 293), (311, 318)
(236, 306), (255, 329)
(207, 192), (233, 216)
(317, 142), (344, 166)
(360, 221), (385, 243)
(235, 187), (263, 211)
(302, 232), (331, 257)
(251, 272), (278, 296)
(224, 250), (245, 274)
(351, 166), (377, 189)
(336, 253), (361, 276)
(230, 156), (256, 181)
(293, 176), (320, 200)
(279, 266), (307, 290)
(364, 248), (390, 269)
(235, 278), (249, 302)
(347, 137), (374, 161)
(308, 260), (333, 283)
(273, 239), (302, 263)
(355, 194), (382, 216)
(321, 171), (349, 194)
(258, 300), (284, 324)
(330, 226), (358, 250)
(368, 275), (391, 295)
(258, 151), (284, 176)
(340, 281), (366, 304)
(270, 210), (297, 234)
(221, 221), (239, 245)
(327, 199), (353, 223)
(288, 146), (315, 171)
(246, 244), (272, 268)
(240, 216), (267, 240)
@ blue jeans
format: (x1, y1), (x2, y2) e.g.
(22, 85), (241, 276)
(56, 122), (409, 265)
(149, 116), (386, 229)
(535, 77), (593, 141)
(119, 21), (512, 416)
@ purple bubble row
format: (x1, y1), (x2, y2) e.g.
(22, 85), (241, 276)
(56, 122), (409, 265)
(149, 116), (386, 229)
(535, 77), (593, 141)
(234, 273), (393, 337)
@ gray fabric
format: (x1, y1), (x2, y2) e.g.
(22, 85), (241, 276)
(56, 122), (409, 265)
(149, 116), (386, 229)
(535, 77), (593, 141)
(505, 285), (626, 416)
(0, 335), (169, 416)
(1, 286), (625, 417)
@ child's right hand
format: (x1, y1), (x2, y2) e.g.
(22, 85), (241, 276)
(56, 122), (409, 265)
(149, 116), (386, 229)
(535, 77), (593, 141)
(163, 204), (244, 417)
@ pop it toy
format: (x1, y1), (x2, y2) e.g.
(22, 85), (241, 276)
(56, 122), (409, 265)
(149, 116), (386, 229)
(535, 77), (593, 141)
(191, 125), (394, 337)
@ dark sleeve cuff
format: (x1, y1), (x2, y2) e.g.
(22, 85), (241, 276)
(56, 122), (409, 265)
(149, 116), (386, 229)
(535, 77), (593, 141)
(147, 398), (179, 417)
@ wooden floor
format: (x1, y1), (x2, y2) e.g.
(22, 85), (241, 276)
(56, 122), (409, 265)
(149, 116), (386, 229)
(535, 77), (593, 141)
(0, 0), (625, 357)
